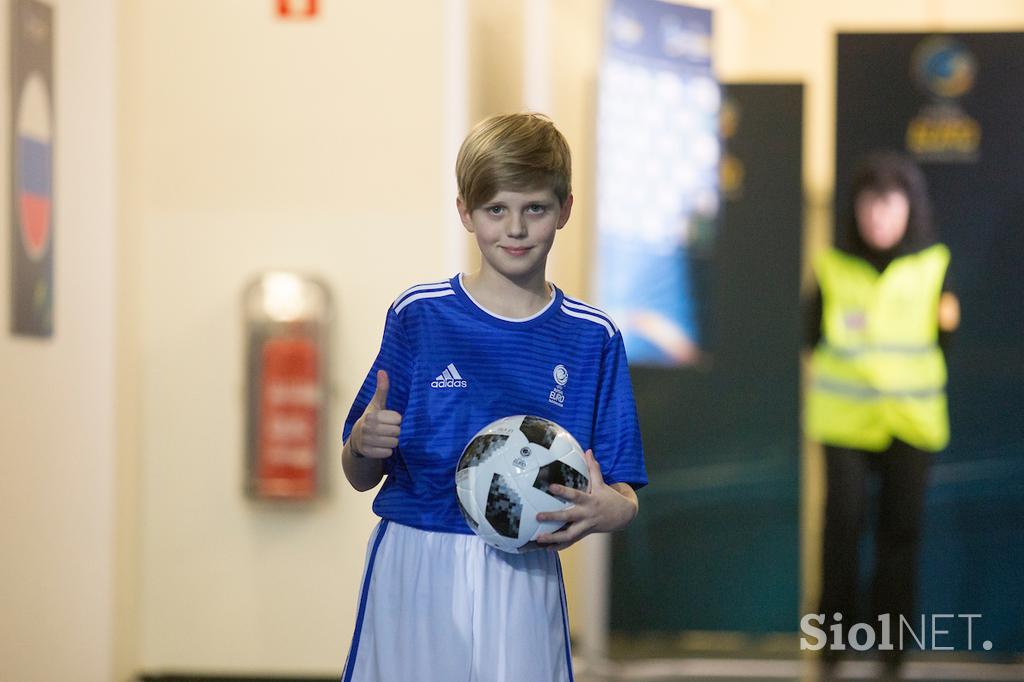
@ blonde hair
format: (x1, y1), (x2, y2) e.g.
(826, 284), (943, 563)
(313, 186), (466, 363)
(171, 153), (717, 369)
(456, 112), (572, 211)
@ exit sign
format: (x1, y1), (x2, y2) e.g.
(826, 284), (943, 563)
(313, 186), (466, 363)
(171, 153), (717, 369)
(277, 0), (318, 19)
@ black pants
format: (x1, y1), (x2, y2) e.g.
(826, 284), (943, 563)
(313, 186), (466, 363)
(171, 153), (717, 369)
(818, 440), (931, 660)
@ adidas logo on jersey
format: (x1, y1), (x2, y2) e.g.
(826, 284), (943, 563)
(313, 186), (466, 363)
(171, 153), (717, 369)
(431, 363), (468, 389)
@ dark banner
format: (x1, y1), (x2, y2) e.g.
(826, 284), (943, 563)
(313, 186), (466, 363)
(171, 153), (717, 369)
(9, 0), (55, 337)
(836, 32), (1024, 653)
(612, 84), (803, 636)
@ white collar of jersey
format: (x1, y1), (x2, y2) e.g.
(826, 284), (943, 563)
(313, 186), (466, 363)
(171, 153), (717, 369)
(457, 273), (557, 323)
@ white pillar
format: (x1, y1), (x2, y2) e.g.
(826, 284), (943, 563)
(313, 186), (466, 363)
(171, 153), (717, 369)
(522, 0), (551, 114)
(578, 532), (612, 663)
(443, 0), (469, 272)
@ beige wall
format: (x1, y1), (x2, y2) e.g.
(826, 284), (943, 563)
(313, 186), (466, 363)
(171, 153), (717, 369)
(120, 0), (452, 675)
(0, 0), (118, 679)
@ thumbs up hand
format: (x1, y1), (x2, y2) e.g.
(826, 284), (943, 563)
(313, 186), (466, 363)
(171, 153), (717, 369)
(350, 370), (403, 459)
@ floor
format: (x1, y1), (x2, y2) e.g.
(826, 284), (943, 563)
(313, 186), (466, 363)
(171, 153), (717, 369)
(573, 657), (1024, 681)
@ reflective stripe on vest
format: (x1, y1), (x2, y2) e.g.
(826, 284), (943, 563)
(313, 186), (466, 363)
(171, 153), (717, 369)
(806, 244), (950, 452)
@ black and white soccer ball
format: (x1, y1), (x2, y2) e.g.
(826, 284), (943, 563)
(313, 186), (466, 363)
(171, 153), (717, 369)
(455, 415), (590, 553)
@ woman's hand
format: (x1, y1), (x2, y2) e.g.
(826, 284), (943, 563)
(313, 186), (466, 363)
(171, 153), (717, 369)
(939, 292), (960, 332)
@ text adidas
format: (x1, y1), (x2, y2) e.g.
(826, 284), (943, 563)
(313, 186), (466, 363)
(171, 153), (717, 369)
(431, 378), (467, 388)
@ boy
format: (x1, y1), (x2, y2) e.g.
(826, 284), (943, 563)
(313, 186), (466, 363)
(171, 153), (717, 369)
(341, 113), (647, 681)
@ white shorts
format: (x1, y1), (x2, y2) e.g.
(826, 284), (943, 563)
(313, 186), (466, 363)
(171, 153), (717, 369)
(341, 520), (574, 682)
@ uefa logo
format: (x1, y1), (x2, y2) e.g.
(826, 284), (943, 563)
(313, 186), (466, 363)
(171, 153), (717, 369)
(553, 364), (569, 387)
(912, 36), (977, 100)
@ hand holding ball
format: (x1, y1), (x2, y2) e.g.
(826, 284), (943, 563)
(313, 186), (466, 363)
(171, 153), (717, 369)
(455, 415), (590, 553)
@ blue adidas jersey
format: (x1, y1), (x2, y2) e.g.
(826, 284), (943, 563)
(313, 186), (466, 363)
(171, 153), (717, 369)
(343, 273), (647, 533)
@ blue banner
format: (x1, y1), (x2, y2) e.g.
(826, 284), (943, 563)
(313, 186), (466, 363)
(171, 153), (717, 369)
(594, 0), (717, 366)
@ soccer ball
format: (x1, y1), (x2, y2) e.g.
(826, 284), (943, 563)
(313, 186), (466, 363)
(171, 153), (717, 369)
(455, 415), (590, 553)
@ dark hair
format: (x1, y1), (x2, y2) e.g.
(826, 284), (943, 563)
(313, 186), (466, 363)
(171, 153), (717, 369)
(840, 151), (936, 260)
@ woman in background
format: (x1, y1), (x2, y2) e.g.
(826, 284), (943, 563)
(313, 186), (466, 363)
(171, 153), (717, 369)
(805, 151), (960, 679)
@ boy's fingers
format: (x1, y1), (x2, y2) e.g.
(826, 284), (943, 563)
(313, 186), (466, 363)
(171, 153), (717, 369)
(368, 423), (401, 438)
(360, 446), (394, 459)
(584, 449), (604, 487)
(363, 434), (399, 449)
(548, 484), (585, 503)
(369, 369), (390, 410)
(537, 506), (582, 523)
(374, 410), (403, 426)
(536, 521), (588, 545)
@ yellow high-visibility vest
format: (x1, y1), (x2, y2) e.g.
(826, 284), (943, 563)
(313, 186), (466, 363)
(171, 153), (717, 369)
(806, 244), (950, 452)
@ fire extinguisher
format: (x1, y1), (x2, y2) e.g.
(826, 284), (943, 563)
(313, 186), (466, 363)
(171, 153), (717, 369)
(243, 272), (332, 500)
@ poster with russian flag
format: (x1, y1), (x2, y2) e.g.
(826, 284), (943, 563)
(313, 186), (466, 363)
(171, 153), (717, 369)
(594, 0), (717, 366)
(9, 0), (54, 337)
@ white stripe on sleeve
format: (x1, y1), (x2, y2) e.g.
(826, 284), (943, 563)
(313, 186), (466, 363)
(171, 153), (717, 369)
(394, 289), (455, 314)
(559, 305), (615, 337)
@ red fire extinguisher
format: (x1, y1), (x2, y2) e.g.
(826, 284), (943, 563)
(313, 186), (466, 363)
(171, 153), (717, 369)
(243, 272), (332, 500)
